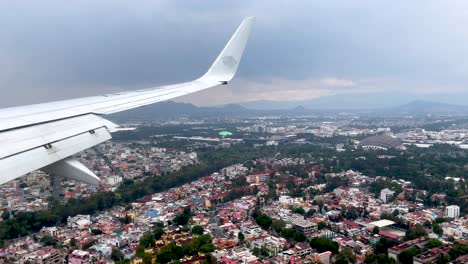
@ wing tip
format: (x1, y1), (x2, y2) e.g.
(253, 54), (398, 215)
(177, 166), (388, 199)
(200, 17), (255, 83)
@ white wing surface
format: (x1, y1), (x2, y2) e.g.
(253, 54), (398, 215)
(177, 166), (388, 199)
(0, 17), (255, 185)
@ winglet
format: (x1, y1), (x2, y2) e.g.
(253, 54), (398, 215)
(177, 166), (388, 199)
(200, 17), (255, 83)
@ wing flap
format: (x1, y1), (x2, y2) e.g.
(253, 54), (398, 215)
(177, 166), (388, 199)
(43, 158), (100, 185)
(0, 114), (118, 159)
(0, 127), (111, 186)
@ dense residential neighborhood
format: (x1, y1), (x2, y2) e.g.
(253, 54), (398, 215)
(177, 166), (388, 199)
(1, 114), (468, 263)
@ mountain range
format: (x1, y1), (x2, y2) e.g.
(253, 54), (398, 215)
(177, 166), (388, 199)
(108, 98), (468, 121)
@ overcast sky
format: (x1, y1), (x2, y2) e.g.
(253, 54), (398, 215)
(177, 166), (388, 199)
(1, 0), (468, 107)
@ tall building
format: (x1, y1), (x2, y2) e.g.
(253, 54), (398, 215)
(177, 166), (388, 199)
(292, 218), (318, 236)
(380, 188), (395, 203)
(20, 247), (63, 264)
(445, 205), (460, 218)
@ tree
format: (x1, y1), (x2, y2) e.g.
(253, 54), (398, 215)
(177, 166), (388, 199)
(405, 224), (428, 240)
(91, 229), (103, 235)
(317, 199), (325, 213)
(157, 251), (173, 263)
(432, 224), (443, 236)
(310, 237), (339, 254)
(374, 237), (397, 254)
(173, 214), (190, 226)
(156, 243), (184, 263)
(119, 214), (132, 225)
(255, 214), (272, 230)
(448, 242), (468, 260)
(336, 247), (356, 264)
(292, 207), (306, 215)
(318, 222), (327, 230)
(400, 247), (420, 264)
(154, 227), (164, 240)
(199, 243), (216, 253)
(139, 231), (155, 248)
(373, 226), (380, 235)
(306, 209), (316, 217)
(435, 217), (447, 224)
(70, 237), (77, 248)
(252, 247), (261, 256)
(293, 232), (307, 242)
(191, 225), (204, 235)
(364, 253), (397, 264)
(142, 253), (152, 264)
(111, 248), (125, 262)
(271, 219), (286, 233)
(426, 238), (443, 249)
(436, 254), (450, 264)
(19, 182), (28, 189)
(238, 232), (245, 242)
(184, 234), (215, 256)
(82, 240), (96, 250)
(40, 235), (57, 247)
(135, 246), (146, 258)
(280, 228), (296, 239)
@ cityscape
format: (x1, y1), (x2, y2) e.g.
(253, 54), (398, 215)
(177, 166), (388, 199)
(2, 1), (468, 264)
(0, 106), (467, 264)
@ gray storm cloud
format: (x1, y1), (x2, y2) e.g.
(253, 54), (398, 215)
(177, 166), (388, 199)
(1, 0), (468, 107)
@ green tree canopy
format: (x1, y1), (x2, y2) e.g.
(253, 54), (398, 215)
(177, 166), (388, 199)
(432, 224), (443, 236)
(271, 219), (286, 233)
(292, 207), (306, 215)
(40, 235), (57, 247)
(426, 238), (443, 249)
(191, 225), (204, 235)
(336, 247), (356, 264)
(238, 232), (245, 241)
(139, 231), (155, 248)
(173, 214), (190, 226)
(310, 237), (339, 254)
(405, 224), (428, 241)
(255, 214), (272, 230)
(280, 228), (296, 239)
(400, 247), (420, 264)
(154, 227), (164, 240)
(318, 222), (327, 230)
(364, 253), (397, 264)
(373, 226), (380, 234)
(111, 248), (125, 262)
(293, 232), (307, 242)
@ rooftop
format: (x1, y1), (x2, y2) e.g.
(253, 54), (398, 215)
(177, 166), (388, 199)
(368, 219), (395, 228)
(358, 134), (404, 149)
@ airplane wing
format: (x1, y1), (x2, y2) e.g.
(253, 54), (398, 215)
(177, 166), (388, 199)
(0, 17), (255, 185)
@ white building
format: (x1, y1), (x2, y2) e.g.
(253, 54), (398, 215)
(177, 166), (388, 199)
(445, 205), (460, 218)
(279, 195), (294, 205)
(380, 188), (395, 203)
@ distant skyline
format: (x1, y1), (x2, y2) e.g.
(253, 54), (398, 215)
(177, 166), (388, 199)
(1, 1), (468, 107)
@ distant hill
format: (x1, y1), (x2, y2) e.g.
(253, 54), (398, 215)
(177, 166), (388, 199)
(109, 101), (268, 121)
(240, 92), (468, 111)
(240, 92), (420, 110)
(108, 97), (468, 122)
(392, 100), (468, 115)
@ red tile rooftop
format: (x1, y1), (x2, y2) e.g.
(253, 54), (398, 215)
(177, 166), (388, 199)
(343, 220), (360, 229)
(379, 231), (402, 239)
(389, 236), (429, 252)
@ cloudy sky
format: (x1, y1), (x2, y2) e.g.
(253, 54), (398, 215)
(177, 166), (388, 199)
(1, 0), (468, 107)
